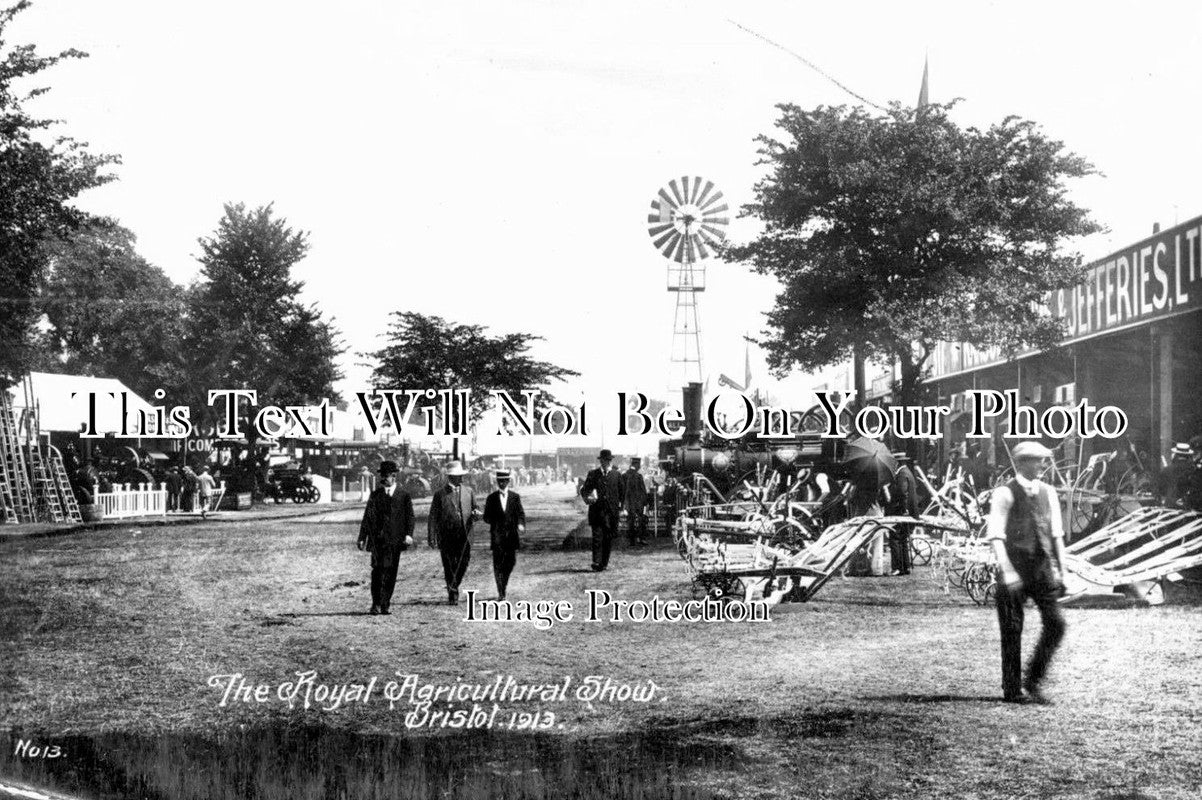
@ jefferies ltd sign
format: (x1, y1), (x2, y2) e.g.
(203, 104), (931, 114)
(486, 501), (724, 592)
(930, 214), (1202, 379)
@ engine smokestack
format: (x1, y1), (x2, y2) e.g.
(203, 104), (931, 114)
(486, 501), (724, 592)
(682, 382), (703, 443)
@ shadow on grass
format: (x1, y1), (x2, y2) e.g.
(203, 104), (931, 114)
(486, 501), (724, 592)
(1, 724), (743, 800)
(0, 707), (952, 800)
(867, 693), (998, 705)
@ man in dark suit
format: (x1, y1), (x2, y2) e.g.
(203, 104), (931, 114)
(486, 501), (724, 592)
(427, 460), (478, 604)
(886, 451), (919, 575)
(579, 449), (624, 571)
(623, 457), (649, 546)
(357, 460), (415, 616)
(482, 469), (525, 600)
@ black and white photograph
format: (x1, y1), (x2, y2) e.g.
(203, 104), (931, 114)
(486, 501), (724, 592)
(2, 1), (1201, 798)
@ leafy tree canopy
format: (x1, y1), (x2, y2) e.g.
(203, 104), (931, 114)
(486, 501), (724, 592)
(724, 101), (1101, 402)
(38, 222), (188, 399)
(363, 312), (579, 427)
(0, 0), (119, 387)
(187, 202), (344, 421)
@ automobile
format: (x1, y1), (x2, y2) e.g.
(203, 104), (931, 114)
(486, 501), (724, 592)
(264, 467), (320, 503)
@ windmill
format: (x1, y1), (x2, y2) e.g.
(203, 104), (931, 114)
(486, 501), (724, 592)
(646, 176), (729, 387)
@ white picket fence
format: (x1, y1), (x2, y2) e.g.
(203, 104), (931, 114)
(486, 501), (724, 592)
(93, 481), (226, 519)
(94, 482), (168, 519)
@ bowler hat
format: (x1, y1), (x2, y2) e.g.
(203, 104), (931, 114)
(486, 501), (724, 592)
(1012, 441), (1053, 460)
(599, 449), (614, 461)
(630, 457), (641, 467)
(378, 460), (399, 475)
(444, 460), (467, 476)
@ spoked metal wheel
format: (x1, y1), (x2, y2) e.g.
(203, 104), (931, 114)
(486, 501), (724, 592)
(910, 535), (934, 566)
(964, 563), (996, 605)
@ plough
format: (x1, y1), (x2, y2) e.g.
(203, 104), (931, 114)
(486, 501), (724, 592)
(1062, 506), (1202, 605)
(675, 508), (965, 606)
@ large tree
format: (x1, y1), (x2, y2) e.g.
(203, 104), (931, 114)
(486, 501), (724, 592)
(38, 222), (188, 399)
(186, 202), (344, 424)
(363, 312), (579, 444)
(724, 101), (1101, 405)
(0, 1), (119, 387)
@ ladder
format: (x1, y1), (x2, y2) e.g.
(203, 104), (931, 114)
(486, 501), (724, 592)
(0, 453), (17, 523)
(0, 392), (35, 523)
(48, 448), (82, 523)
(28, 448), (65, 523)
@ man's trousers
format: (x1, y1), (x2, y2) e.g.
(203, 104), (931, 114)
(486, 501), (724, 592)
(995, 550), (1067, 699)
(626, 509), (647, 544)
(370, 553), (400, 610)
(440, 535), (471, 593)
(591, 521), (615, 571)
(492, 547), (516, 597)
(889, 524), (913, 574)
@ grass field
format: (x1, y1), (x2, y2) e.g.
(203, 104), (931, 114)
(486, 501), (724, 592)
(2, 484), (1200, 799)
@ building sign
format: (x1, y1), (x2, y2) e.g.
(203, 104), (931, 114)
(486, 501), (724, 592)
(929, 214), (1202, 379)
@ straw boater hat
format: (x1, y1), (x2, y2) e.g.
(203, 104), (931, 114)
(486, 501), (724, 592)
(444, 460), (467, 476)
(495, 469), (511, 480)
(1170, 443), (1195, 459)
(1012, 442), (1053, 460)
(890, 451), (911, 464)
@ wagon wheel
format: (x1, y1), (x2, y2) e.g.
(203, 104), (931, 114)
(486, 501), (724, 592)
(964, 563), (995, 605)
(910, 536), (933, 566)
(945, 555), (969, 589)
(767, 517), (811, 552)
(1116, 467), (1153, 497)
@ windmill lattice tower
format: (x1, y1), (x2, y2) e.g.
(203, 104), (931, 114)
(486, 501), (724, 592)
(646, 177), (729, 387)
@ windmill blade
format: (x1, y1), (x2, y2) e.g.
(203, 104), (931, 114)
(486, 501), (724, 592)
(671, 233), (690, 263)
(699, 191), (725, 211)
(679, 176), (695, 205)
(653, 228), (681, 252)
(657, 188), (679, 211)
(668, 179), (686, 207)
(647, 221), (676, 237)
(694, 180), (716, 208)
(690, 176), (704, 205)
(700, 224), (728, 243)
(695, 237), (711, 259)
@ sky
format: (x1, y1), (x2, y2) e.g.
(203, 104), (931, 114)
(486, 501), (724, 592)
(14, 0), (1202, 447)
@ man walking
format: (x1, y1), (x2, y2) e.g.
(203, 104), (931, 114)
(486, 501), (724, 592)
(579, 449), (624, 571)
(196, 465), (217, 519)
(482, 469), (525, 600)
(428, 460), (478, 604)
(989, 441), (1068, 704)
(357, 460), (415, 616)
(623, 457), (649, 546)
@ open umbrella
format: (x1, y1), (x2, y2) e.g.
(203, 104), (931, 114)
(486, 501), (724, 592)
(842, 436), (898, 486)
